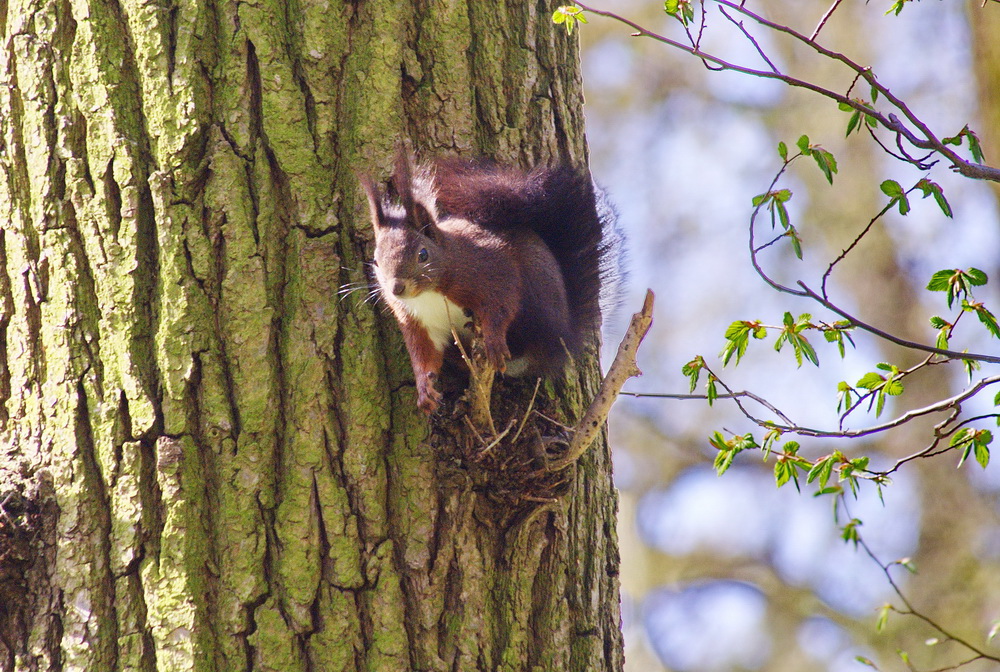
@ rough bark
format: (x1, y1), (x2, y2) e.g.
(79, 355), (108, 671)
(0, 1), (624, 670)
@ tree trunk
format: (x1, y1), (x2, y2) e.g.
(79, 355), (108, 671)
(0, 1), (624, 670)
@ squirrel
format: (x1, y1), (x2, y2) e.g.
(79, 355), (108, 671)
(359, 151), (614, 414)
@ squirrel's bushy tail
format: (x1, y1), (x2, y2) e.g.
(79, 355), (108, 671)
(430, 158), (611, 354)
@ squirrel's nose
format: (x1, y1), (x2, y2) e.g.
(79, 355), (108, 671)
(392, 280), (407, 296)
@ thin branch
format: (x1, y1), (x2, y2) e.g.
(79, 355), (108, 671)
(810, 0), (845, 41)
(856, 533), (1000, 664)
(639, 373), (1000, 442)
(622, 388), (796, 426)
(797, 282), (1000, 364)
(821, 198), (896, 298)
(718, 6), (780, 74)
(836, 354), (940, 430)
(747, 158), (810, 298)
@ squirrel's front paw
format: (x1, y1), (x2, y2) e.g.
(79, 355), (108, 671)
(417, 373), (442, 414)
(484, 337), (510, 373)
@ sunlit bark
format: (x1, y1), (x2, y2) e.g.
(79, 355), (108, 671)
(0, 1), (623, 670)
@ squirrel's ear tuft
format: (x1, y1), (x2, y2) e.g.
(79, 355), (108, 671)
(358, 173), (385, 228)
(393, 149), (440, 236)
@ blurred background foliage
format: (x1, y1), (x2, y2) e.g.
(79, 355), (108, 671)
(581, 1), (1000, 670)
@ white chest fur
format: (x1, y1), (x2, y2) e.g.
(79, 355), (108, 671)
(397, 290), (471, 350)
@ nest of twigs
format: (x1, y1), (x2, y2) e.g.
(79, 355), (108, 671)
(434, 369), (578, 516)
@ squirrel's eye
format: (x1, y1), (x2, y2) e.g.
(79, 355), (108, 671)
(417, 248), (429, 263)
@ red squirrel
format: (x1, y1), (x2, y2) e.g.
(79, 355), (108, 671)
(360, 152), (608, 414)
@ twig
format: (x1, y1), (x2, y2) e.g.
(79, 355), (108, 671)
(855, 532), (1000, 665)
(547, 290), (655, 471)
(797, 283), (1000, 364)
(718, 6), (779, 74)
(475, 419), (516, 460)
(510, 378), (542, 445)
(810, 0), (844, 41)
(453, 325), (496, 435)
(641, 370), (1000, 442)
(622, 388), (795, 426)
(821, 198), (896, 297)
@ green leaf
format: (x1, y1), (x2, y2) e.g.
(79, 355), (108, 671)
(885, 0), (908, 15)
(836, 381), (854, 413)
(841, 518), (862, 547)
(706, 375), (718, 406)
(708, 431), (728, 452)
(777, 141), (788, 161)
(967, 268), (988, 286)
(916, 179), (953, 217)
(943, 131), (963, 146)
(975, 304), (1000, 339)
(713, 446), (736, 476)
(855, 656), (878, 669)
(682, 357), (704, 393)
(798, 335), (819, 366)
(807, 455), (836, 490)
(856, 372), (886, 390)
(968, 128), (985, 163)
(796, 134), (811, 154)
(884, 378), (904, 396)
(663, 0), (692, 25)
(880, 179), (903, 198)
(952, 428), (978, 467)
(926, 269), (954, 292)
(963, 357), (981, 383)
(876, 604), (891, 632)
(846, 111), (860, 137)
(775, 460), (793, 488)
(552, 5), (587, 33)
(761, 427), (782, 460)
(935, 328), (950, 351)
(975, 438), (991, 469)
(721, 321), (754, 366)
(896, 193), (911, 215)
(812, 148), (838, 184)
(880, 179), (910, 214)
(785, 228), (803, 260)
(929, 315), (948, 329)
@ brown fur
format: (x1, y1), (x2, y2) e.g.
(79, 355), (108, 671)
(361, 153), (604, 413)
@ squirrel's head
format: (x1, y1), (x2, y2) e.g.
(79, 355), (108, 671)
(360, 153), (445, 300)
